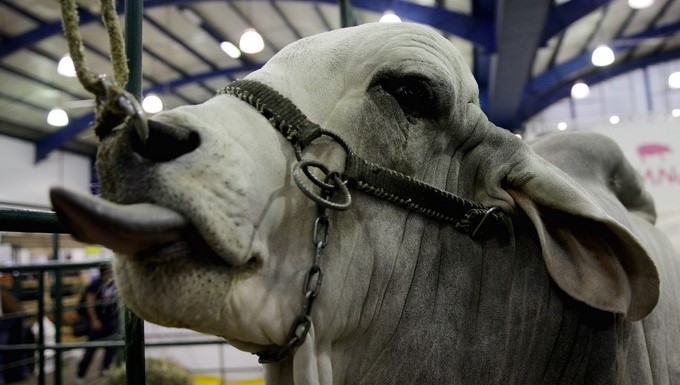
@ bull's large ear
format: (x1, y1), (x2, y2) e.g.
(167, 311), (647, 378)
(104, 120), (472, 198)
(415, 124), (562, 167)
(504, 154), (659, 321)
(462, 103), (659, 321)
(456, 86), (660, 320)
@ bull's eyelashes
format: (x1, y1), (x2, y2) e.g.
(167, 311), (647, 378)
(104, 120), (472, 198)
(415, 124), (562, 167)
(371, 75), (438, 119)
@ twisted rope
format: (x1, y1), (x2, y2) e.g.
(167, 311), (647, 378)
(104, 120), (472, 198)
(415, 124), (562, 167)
(59, 0), (128, 93)
(59, 0), (143, 140)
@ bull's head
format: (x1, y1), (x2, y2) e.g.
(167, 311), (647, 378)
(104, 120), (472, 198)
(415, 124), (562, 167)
(51, 23), (658, 384)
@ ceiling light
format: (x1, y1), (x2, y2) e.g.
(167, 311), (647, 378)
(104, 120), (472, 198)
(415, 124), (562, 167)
(571, 81), (590, 99)
(591, 45), (615, 67)
(514, 133), (523, 139)
(239, 28), (264, 54)
(669, 72), (680, 89)
(557, 122), (568, 131)
(379, 10), (401, 23)
(142, 94), (163, 114)
(57, 55), (77, 77)
(672, 109), (680, 118)
(220, 41), (241, 59)
(628, 0), (654, 9)
(47, 108), (69, 127)
(609, 115), (620, 125)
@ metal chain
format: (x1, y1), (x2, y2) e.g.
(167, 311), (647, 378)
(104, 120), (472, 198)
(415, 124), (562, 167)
(256, 174), (339, 364)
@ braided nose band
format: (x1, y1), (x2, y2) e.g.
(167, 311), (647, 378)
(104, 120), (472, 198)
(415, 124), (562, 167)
(219, 80), (504, 235)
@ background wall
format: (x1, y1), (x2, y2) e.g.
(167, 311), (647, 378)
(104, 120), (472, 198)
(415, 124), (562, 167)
(0, 135), (91, 208)
(525, 58), (680, 251)
(591, 119), (680, 251)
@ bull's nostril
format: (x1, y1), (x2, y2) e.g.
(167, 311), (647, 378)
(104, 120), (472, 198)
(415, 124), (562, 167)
(131, 120), (200, 162)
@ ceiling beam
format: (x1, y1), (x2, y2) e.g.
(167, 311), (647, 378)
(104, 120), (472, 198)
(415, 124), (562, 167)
(0, 117), (96, 158)
(486, 0), (552, 129)
(524, 21), (680, 106)
(354, 0), (494, 49)
(519, 48), (680, 121)
(0, 0), (493, 61)
(541, 0), (613, 44)
(471, 0), (496, 112)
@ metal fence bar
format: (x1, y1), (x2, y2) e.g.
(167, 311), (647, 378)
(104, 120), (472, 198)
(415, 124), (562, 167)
(37, 272), (46, 385)
(0, 260), (109, 273)
(0, 208), (66, 233)
(0, 338), (227, 352)
(51, 233), (64, 385)
(0, 207), (120, 384)
(123, 0), (146, 382)
(0, 253), (113, 385)
(0, 242), (234, 381)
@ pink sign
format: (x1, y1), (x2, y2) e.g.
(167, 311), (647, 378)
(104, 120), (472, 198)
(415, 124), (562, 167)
(638, 143), (672, 161)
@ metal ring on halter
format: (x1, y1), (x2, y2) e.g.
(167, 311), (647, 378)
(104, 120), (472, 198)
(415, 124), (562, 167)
(293, 160), (352, 211)
(295, 129), (353, 186)
(95, 75), (149, 143)
(318, 129), (352, 155)
(296, 160), (336, 191)
(117, 90), (149, 143)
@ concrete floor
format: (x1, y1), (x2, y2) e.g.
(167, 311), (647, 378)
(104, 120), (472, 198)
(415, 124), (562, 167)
(9, 348), (113, 385)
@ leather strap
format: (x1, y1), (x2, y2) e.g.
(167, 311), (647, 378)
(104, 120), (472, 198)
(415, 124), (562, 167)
(219, 80), (504, 235)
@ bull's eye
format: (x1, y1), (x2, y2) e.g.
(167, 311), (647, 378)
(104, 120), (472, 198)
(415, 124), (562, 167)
(372, 76), (436, 119)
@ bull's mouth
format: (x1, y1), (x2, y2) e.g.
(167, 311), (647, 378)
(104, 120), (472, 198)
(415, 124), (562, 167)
(50, 187), (230, 266)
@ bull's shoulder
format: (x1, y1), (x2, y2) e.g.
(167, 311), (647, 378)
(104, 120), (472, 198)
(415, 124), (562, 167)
(528, 131), (656, 223)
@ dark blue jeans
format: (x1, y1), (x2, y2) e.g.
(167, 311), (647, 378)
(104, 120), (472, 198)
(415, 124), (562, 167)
(76, 319), (119, 378)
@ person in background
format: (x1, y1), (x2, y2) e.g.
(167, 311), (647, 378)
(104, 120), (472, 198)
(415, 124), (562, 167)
(75, 263), (119, 384)
(0, 288), (33, 384)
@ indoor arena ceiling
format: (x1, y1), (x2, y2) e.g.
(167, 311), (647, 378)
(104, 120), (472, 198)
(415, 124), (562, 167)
(0, 0), (678, 161)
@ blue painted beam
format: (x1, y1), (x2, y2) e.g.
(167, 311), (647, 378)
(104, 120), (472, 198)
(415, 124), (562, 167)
(487, 0), (552, 129)
(518, 49), (680, 122)
(382, 1), (494, 49)
(0, 21), (76, 58)
(144, 63), (263, 93)
(472, 0), (496, 113)
(526, 21), (680, 102)
(19, 0), (493, 161)
(541, 0), (613, 44)
(0, 1), (199, 105)
(35, 115), (94, 162)
(1, 0), (493, 61)
(142, 14), (219, 70)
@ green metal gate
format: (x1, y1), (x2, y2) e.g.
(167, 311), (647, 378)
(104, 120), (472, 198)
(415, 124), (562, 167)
(0, 207), (140, 385)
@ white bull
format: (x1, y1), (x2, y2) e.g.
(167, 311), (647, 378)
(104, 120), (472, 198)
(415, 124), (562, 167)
(51, 22), (680, 384)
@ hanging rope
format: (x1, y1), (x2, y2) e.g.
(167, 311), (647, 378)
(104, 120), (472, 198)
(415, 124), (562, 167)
(59, 0), (147, 141)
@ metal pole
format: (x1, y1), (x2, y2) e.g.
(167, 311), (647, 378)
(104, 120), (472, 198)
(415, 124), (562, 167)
(339, 0), (356, 28)
(0, 208), (66, 233)
(123, 1), (146, 384)
(37, 271), (46, 385)
(52, 234), (64, 385)
(125, 0), (143, 98)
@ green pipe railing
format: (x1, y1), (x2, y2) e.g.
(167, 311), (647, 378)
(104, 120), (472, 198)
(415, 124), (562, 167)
(0, 211), (235, 384)
(0, 1), (245, 383)
(0, 208), (66, 233)
(0, 258), (117, 385)
(123, 0), (147, 383)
